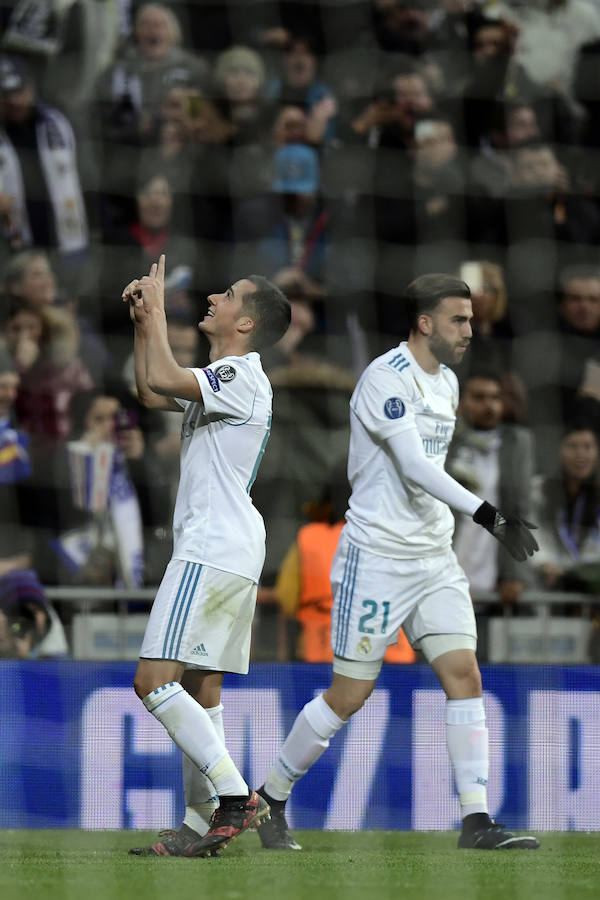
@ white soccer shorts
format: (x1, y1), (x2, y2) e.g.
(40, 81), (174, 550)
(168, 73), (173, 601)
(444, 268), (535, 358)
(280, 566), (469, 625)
(140, 559), (257, 674)
(330, 535), (476, 662)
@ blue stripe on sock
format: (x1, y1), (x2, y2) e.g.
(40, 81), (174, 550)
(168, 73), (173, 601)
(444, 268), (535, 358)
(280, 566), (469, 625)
(150, 686), (183, 713)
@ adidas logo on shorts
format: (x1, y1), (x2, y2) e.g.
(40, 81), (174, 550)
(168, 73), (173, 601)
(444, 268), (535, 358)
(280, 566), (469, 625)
(191, 643), (208, 657)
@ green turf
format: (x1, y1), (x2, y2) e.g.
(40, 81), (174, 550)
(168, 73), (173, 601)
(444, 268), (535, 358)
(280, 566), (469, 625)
(1, 830), (599, 900)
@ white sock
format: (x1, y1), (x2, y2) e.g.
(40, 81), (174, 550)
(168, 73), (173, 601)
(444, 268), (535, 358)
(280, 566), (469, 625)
(143, 684), (248, 798)
(446, 697), (489, 819)
(182, 704), (224, 835)
(264, 695), (345, 801)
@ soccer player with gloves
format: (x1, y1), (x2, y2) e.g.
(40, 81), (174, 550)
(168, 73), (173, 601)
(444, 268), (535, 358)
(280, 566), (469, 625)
(255, 273), (540, 853)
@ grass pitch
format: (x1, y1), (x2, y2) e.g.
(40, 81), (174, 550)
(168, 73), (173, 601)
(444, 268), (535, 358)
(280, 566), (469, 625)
(1, 830), (599, 900)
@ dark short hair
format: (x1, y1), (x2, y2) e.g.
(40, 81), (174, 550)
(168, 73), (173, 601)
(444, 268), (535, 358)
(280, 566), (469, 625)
(462, 367), (502, 387)
(561, 420), (598, 442)
(243, 275), (291, 350)
(558, 264), (600, 294)
(405, 273), (471, 330)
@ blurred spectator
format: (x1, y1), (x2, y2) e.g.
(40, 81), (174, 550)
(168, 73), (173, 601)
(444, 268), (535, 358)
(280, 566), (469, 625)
(457, 12), (579, 150)
(571, 33), (600, 201)
(153, 76), (234, 154)
(0, 348), (70, 652)
(457, 259), (514, 376)
(3, 300), (94, 447)
(497, 142), (600, 331)
(371, 0), (434, 57)
(0, 567), (68, 658)
(513, 264), (600, 470)
(0, 0), (124, 118)
(347, 59), (434, 150)
(49, 386), (153, 588)
(251, 350), (357, 589)
(212, 44), (273, 146)
(447, 369), (536, 613)
(271, 103), (309, 146)
(469, 100), (542, 198)
(374, 113), (474, 277)
(573, 35), (600, 150)
(92, 1), (208, 232)
(266, 33), (338, 145)
(272, 477), (415, 662)
(138, 75), (234, 256)
(497, 0), (600, 108)
(410, 115), (470, 251)
(532, 423), (600, 594)
(260, 267), (325, 372)
(0, 347), (34, 575)
(0, 54), (89, 269)
(237, 143), (330, 285)
(89, 170), (203, 368)
(3, 248), (112, 383)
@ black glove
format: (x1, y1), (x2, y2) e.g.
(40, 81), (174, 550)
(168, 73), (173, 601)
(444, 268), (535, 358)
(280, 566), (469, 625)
(473, 501), (539, 562)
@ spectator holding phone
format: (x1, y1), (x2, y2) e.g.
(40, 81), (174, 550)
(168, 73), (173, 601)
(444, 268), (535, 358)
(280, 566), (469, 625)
(48, 385), (169, 588)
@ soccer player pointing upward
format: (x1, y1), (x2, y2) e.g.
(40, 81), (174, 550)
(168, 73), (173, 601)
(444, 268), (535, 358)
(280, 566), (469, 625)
(123, 254), (290, 857)
(256, 273), (540, 852)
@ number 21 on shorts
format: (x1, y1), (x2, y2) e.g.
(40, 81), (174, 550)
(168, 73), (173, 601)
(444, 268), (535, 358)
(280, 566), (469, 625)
(358, 600), (390, 634)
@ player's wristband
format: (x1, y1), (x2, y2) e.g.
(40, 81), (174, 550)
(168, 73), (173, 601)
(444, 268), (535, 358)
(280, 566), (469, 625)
(473, 501), (497, 531)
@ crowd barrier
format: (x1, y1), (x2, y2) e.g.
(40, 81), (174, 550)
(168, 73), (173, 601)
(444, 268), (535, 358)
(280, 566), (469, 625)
(1, 661), (599, 831)
(44, 587), (599, 663)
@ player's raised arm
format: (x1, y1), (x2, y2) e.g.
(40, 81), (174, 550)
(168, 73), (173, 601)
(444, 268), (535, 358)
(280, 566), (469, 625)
(122, 260), (183, 411)
(135, 255), (204, 405)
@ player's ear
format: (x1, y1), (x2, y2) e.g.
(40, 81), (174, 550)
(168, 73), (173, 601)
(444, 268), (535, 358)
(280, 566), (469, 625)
(237, 316), (255, 335)
(418, 313), (432, 336)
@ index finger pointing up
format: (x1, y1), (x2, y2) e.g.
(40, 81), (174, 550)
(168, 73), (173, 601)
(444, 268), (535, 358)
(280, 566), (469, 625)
(157, 253), (166, 283)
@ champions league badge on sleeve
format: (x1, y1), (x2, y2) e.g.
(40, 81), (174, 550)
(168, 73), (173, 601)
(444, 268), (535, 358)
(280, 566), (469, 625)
(215, 364), (236, 383)
(202, 368), (220, 392)
(384, 397), (405, 419)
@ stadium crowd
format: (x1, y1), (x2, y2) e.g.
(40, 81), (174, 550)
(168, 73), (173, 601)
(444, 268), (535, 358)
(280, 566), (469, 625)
(1, 0), (600, 660)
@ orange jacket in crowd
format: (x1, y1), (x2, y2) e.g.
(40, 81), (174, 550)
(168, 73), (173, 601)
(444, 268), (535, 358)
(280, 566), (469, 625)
(276, 520), (416, 663)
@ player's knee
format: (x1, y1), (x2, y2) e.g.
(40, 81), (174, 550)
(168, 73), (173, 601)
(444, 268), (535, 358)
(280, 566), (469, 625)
(133, 669), (159, 699)
(133, 673), (149, 699)
(325, 682), (374, 720)
(450, 657), (482, 697)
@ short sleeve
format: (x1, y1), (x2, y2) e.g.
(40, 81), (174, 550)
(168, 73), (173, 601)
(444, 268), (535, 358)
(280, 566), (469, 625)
(351, 364), (418, 440)
(189, 357), (257, 422)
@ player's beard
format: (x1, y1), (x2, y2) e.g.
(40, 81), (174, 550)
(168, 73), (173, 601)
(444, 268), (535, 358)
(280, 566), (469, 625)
(429, 329), (468, 367)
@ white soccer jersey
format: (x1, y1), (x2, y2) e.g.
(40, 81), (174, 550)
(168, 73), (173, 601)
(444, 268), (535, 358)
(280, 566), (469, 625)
(172, 352), (271, 583)
(344, 341), (459, 558)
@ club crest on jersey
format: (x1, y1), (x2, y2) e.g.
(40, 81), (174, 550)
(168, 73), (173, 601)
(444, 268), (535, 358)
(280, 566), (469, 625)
(202, 368), (220, 392)
(357, 636), (372, 655)
(384, 397), (405, 419)
(215, 364), (236, 383)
